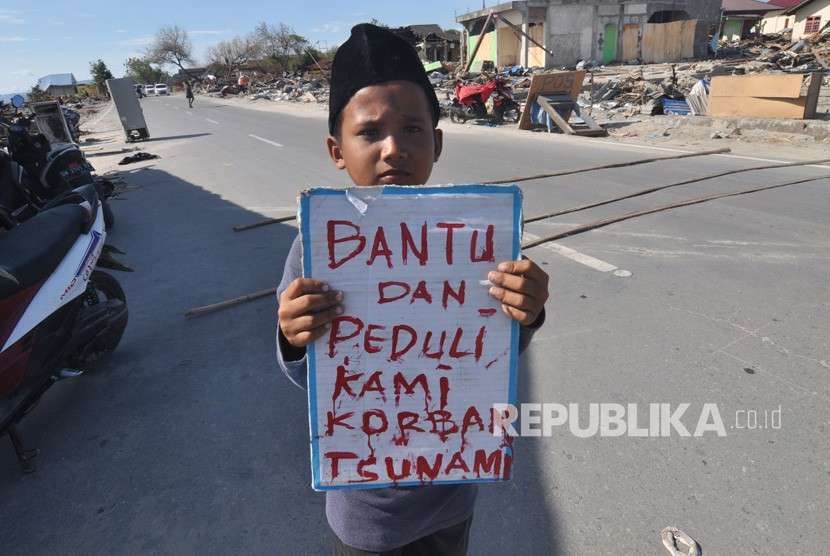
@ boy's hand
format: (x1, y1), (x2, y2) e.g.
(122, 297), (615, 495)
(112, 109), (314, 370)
(278, 278), (343, 348)
(488, 258), (549, 326)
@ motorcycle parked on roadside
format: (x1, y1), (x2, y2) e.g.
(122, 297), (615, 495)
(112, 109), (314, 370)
(0, 183), (129, 472)
(448, 77), (521, 124)
(1, 114), (115, 229)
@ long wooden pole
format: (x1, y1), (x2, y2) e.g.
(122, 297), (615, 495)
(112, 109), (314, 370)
(465, 11), (494, 73)
(184, 288), (276, 319)
(233, 214), (297, 232)
(522, 175), (830, 249)
(524, 156), (830, 223)
(232, 148), (733, 231)
(493, 13), (555, 59)
(480, 148), (731, 185)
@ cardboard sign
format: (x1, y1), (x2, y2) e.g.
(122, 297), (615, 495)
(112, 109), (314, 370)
(299, 185), (522, 490)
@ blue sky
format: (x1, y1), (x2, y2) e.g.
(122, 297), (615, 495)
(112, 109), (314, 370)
(0, 0), (484, 94)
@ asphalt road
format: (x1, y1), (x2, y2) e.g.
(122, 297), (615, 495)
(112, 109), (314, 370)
(2, 94), (829, 555)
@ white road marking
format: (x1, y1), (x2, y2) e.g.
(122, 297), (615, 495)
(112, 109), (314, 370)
(523, 232), (629, 275)
(248, 134), (283, 148)
(184, 110), (193, 116)
(205, 118), (219, 124)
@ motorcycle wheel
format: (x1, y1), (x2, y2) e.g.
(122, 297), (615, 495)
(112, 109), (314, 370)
(502, 106), (521, 124)
(71, 271), (128, 367)
(449, 110), (464, 124)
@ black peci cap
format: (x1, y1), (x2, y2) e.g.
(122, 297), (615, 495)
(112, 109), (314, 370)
(328, 23), (440, 135)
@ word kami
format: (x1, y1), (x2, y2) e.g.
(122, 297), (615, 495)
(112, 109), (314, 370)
(300, 185), (521, 490)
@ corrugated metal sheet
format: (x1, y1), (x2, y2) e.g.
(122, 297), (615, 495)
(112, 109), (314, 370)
(37, 73), (77, 90)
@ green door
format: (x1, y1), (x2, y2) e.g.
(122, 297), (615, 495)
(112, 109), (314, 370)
(603, 24), (618, 64)
(722, 19), (743, 41)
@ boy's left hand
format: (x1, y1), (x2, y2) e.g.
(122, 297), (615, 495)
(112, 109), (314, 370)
(488, 258), (549, 326)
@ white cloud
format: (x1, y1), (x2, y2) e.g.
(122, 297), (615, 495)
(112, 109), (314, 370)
(311, 22), (349, 34)
(115, 29), (127, 33)
(10, 69), (34, 76)
(115, 36), (154, 46)
(0, 9), (24, 25)
(0, 36), (25, 42)
(49, 20), (65, 26)
(188, 29), (230, 36)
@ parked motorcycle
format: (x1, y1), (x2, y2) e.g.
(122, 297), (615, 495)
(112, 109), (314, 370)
(61, 106), (81, 143)
(0, 183), (129, 472)
(1, 114), (115, 229)
(448, 77), (521, 124)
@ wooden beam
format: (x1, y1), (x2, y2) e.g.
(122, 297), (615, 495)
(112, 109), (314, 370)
(465, 11), (494, 73)
(493, 13), (555, 59)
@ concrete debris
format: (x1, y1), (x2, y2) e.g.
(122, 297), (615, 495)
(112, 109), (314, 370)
(717, 27), (830, 72)
(661, 526), (702, 556)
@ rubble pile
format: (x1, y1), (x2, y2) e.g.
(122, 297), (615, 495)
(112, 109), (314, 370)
(719, 26), (830, 72)
(578, 26), (830, 122)
(590, 69), (685, 110)
(246, 75), (330, 103)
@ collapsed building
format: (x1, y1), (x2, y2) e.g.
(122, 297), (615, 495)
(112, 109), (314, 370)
(457, 0), (722, 68)
(405, 25), (462, 62)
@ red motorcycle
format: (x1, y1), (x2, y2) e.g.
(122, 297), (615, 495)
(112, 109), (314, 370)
(448, 78), (521, 124)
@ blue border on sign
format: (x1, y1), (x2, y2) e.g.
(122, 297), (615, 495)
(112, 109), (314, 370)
(300, 184), (522, 491)
(299, 192), (322, 489)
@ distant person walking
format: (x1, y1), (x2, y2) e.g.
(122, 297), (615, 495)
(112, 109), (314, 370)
(185, 81), (194, 108)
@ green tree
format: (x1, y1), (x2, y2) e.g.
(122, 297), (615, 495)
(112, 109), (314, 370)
(28, 84), (50, 102)
(125, 57), (168, 84)
(90, 59), (114, 88)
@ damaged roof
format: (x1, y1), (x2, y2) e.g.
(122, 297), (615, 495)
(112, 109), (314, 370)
(37, 73), (77, 89)
(405, 24), (460, 42)
(765, 0), (805, 7)
(721, 0), (781, 13)
(780, 0), (822, 15)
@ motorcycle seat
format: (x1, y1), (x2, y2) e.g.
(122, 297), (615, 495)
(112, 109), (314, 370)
(0, 204), (86, 298)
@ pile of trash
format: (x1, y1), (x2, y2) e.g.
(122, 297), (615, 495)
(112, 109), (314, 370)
(718, 26), (830, 72)
(247, 76), (330, 103)
(584, 65), (697, 118)
(580, 25), (829, 122)
(204, 71), (332, 104)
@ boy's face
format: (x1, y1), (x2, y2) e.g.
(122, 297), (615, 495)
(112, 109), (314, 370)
(327, 80), (443, 186)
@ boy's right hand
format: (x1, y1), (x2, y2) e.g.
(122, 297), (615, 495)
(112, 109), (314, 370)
(278, 278), (343, 348)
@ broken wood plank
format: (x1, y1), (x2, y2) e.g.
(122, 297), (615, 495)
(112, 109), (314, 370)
(185, 288), (276, 319)
(465, 11), (495, 73)
(524, 156), (830, 223)
(481, 147), (730, 185)
(233, 214), (297, 232)
(522, 175), (830, 249)
(232, 148), (732, 232)
(536, 96), (576, 134)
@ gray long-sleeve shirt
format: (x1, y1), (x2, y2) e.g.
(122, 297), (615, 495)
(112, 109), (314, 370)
(276, 235), (543, 551)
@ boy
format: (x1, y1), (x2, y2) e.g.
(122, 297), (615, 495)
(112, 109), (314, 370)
(276, 24), (549, 555)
